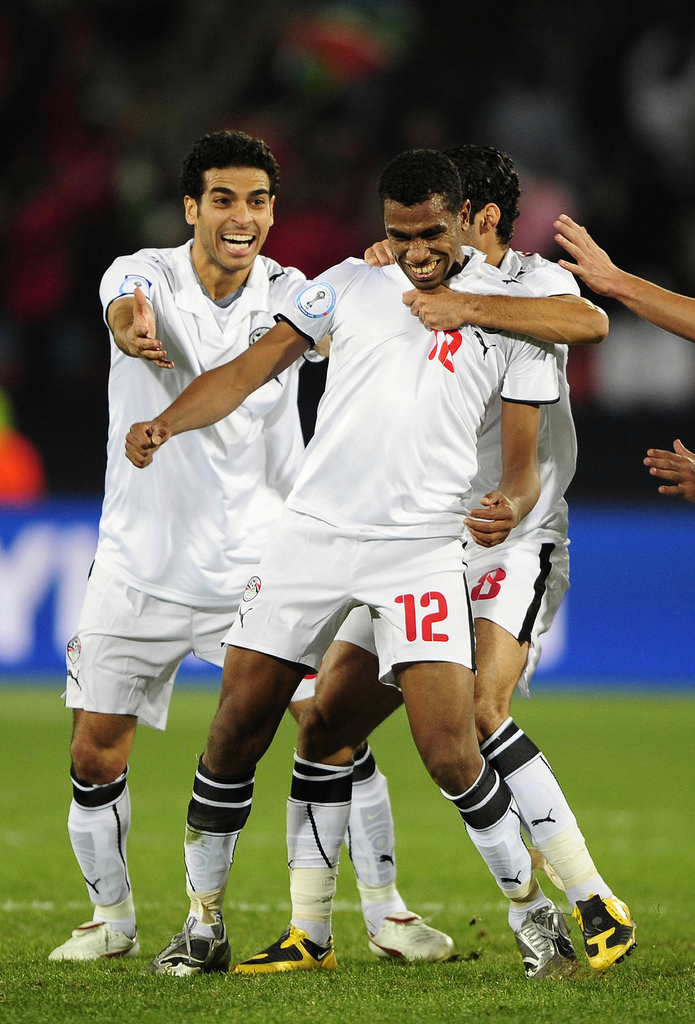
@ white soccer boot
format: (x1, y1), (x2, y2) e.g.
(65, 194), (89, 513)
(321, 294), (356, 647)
(49, 921), (140, 961)
(368, 912), (454, 961)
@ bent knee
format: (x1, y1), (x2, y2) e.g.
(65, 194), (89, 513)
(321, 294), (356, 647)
(70, 739), (128, 785)
(298, 704), (356, 764)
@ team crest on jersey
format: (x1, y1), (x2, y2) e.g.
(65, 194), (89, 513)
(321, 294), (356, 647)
(119, 274), (153, 299)
(296, 282), (336, 319)
(67, 636), (82, 663)
(243, 576), (262, 602)
(249, 325), (271, 346)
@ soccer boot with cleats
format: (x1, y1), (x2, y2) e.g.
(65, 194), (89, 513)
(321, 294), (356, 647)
(368, 912), (455, 962)
(514, 904), (577, 979)
(233, 924), (337, 973)
(148, 916), (230, 976)
(48, 921), (140, 961)
(572, 894), (636, 971)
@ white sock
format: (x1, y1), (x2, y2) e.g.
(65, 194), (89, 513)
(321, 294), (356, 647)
(68, 768), (135, 934)
(348, 752), (407, 932)
(355, 879), (407, 936)
(482, 719), (611, 901)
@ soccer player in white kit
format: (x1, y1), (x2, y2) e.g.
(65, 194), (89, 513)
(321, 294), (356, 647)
(126, 149), (561, 976)
(49, 131), (443, 965)
(337, 145), (635, 975)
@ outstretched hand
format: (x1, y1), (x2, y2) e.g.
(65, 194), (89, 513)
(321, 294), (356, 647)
(123, 288), (174, 368)
(644, 439), (695, 504)
(125, 419), (171, 468)
(553, 215), (620, 297)
(465, 491), (521, 547)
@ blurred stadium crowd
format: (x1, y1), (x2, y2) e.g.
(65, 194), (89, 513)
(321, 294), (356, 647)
(1, 0), (694, 498)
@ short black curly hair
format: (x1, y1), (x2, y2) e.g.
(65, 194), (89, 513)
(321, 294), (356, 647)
(444, 145), (520, 245)
(378, 149), (462, 216)
(179, 130), (280, 202)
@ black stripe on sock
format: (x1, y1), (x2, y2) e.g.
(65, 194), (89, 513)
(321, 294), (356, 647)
(450, 763), (513, 831)
(71, 766), (127, 809)
(518, 542), (555, 644)
(352, 744), (376, 785)
(112, 804), (131, 892)
(479, 720), (518, 757)
(290, 759), (353, 804)
(485, 723), (541, 779)
(186, 758), (255, 834)
(307, 804), (332, 867)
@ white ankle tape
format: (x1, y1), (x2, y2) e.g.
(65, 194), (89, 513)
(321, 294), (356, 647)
(94, 893), (135, 921)
(290, 866), (337, 922)
(506, 873), (541, 905)
(355, 879), (398, 904)
(186, 884), (227, 925)
(537, 825), (598, 888)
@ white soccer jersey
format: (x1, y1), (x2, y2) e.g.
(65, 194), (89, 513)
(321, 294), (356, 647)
(95, 241), (306, 607)
(277, 254), (559, 539)
(466, 249), (580, 543)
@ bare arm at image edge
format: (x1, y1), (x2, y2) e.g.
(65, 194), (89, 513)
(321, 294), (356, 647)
(555, 214), (695, 343)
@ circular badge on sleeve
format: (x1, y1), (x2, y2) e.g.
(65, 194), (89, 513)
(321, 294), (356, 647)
(296, 282), (336, 319)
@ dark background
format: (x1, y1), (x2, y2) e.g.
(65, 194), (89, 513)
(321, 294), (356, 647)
(1, 0), (694, 501)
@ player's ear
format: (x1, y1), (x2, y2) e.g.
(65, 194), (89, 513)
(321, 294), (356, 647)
(459, 199), (471, 230)
(184, 195), (198, 227)
(268, 194), (275, 227)
(482, 203), (501, 233)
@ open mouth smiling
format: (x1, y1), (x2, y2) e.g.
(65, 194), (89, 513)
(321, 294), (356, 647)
(222, 234), (255, 252)
(406, 258), (441, 280)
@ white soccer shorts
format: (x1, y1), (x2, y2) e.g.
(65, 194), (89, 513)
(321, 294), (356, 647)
(64, 563), (241, 729)
(465, 536), (569, 695)
(224, 509), (474, 685)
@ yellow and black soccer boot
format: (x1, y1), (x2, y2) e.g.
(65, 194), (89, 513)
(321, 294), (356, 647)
(233, 924), (337, 973)
(572, 894), (636, 971)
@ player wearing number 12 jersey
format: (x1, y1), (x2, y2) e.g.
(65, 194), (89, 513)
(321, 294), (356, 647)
(298, 145), (635, 978)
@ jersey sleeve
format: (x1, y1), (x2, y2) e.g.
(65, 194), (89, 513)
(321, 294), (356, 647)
(518, 260), (580, 298)
(500, 338), (559, 405)
(275, 259), (361, 347)
(99, 254), (160, 324)
(267, 263), (307, 309)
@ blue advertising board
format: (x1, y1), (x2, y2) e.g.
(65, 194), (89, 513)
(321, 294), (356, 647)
(0, 499), (693, 685)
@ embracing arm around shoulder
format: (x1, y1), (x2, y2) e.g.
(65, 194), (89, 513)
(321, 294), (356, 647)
(403, 288), (608, 345)
(555, 214), (695, 343)
(125, 320), (309, 467)
(464, 401), (541, 547)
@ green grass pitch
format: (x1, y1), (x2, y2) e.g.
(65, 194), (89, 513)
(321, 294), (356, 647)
(1, 684), (694, 1023)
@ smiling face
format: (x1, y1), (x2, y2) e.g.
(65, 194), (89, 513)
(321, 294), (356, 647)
(383, 194), (466, 290)
(184, 166), (275, 298)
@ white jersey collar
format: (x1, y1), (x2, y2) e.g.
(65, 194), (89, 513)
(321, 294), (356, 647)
(170, 241), (270, 323)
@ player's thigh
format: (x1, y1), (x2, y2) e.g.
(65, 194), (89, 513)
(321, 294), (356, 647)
(398, 660), (479, 792)
(66, 564), (194, 730)
(299, 638), (404, 761)
(208, 644), (306, 768)
(473, 617), (529, 735)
